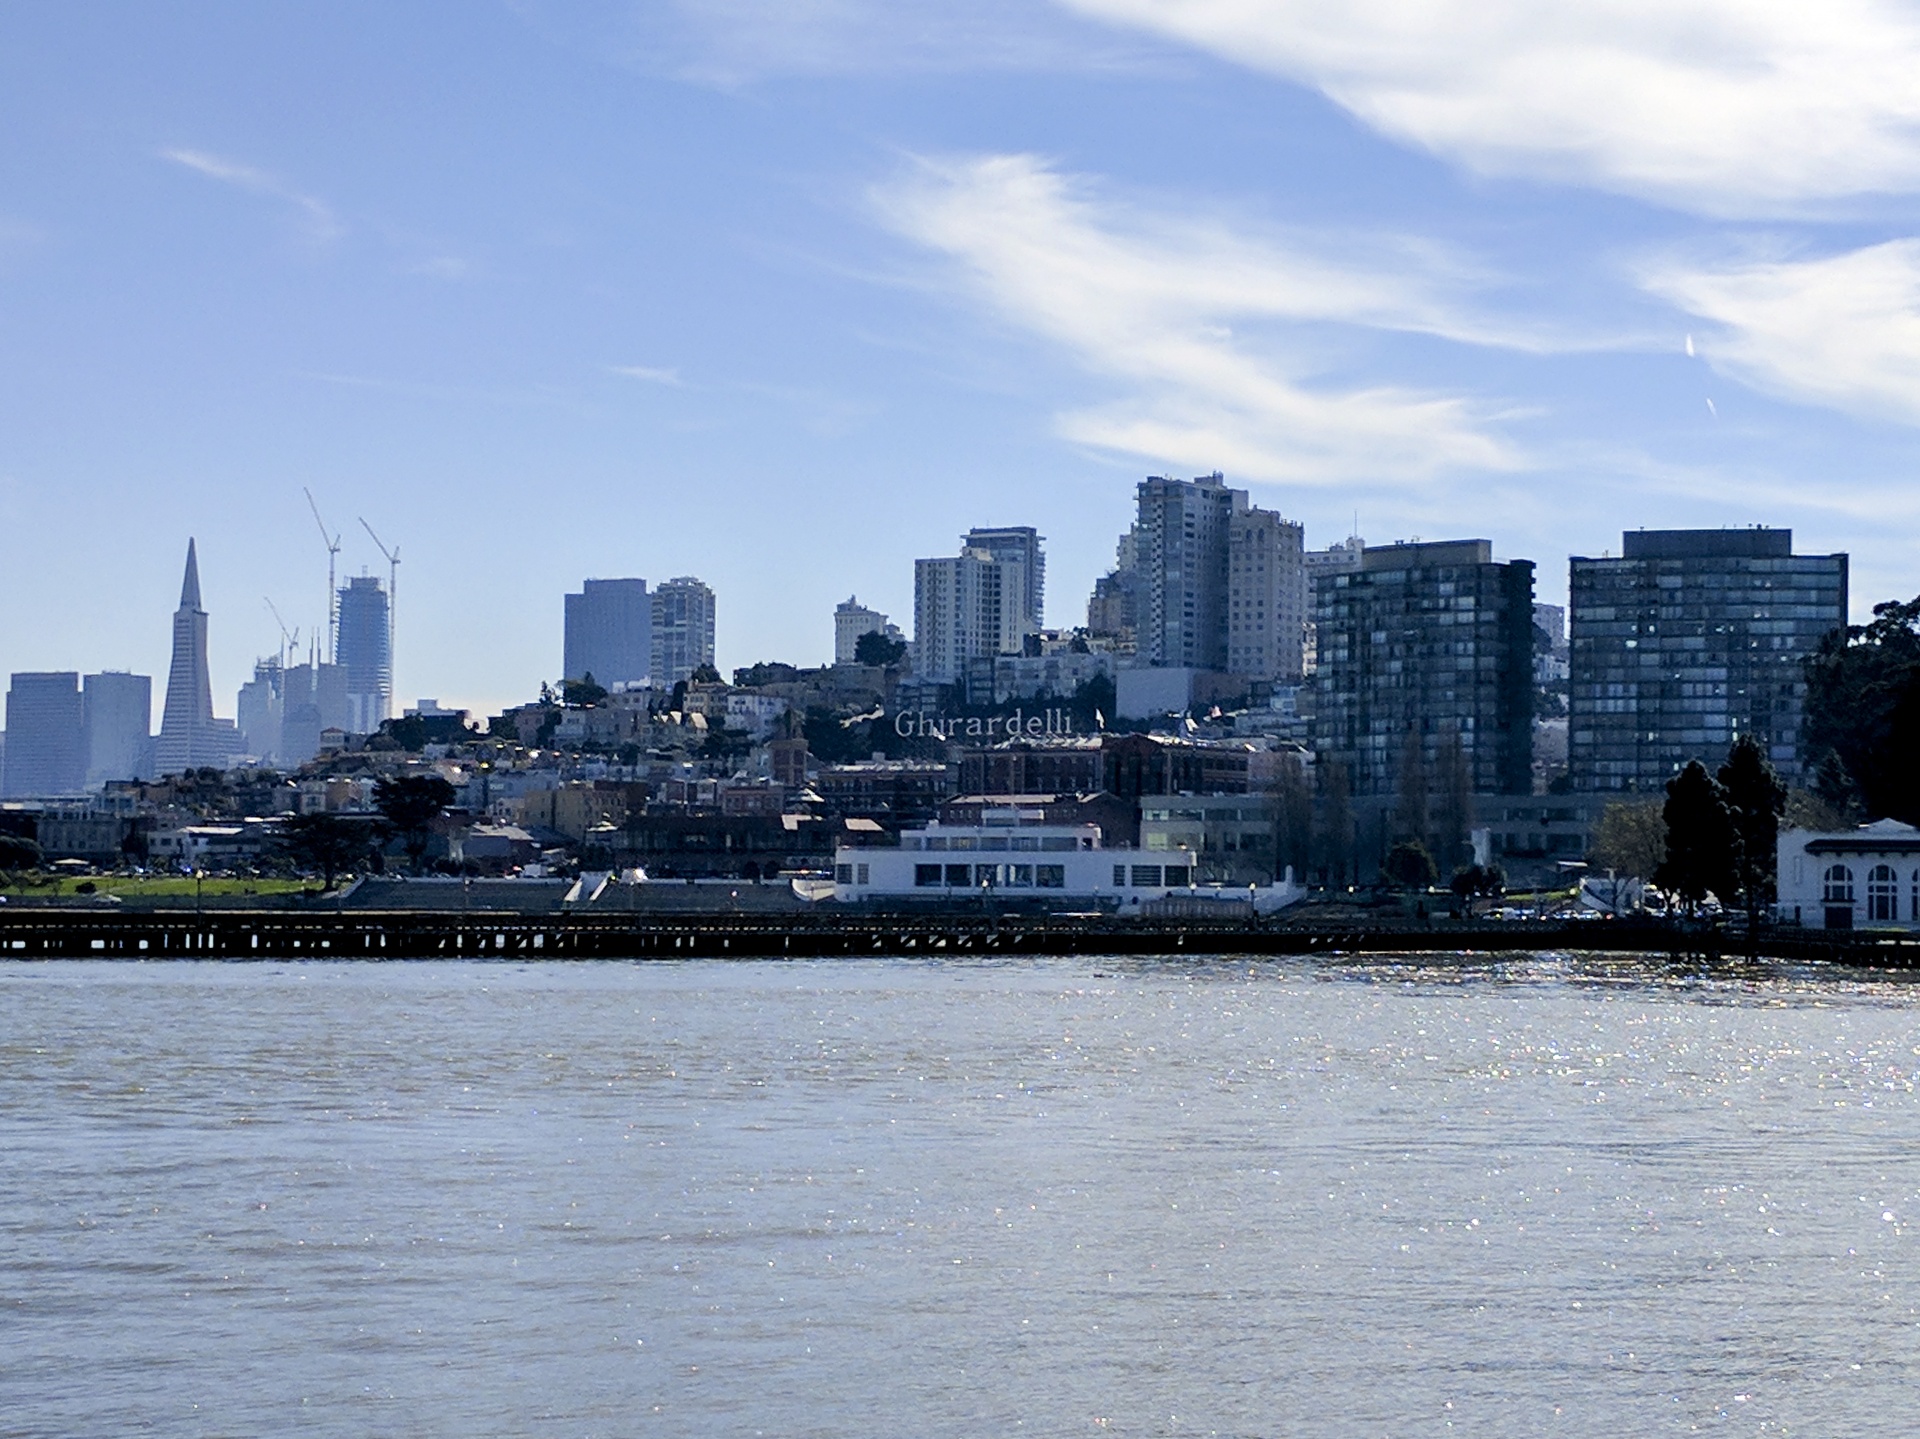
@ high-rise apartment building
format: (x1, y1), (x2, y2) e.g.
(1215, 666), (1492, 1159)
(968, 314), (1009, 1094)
(1227, 507), (1308, 683)
(834, 596), (902, 665)
(82, 671), (151, 786)
(1568, 528), (1847, 792)
(651, 577), (717, 688)
(156, 540), (239, 775)
(564, 578), (652, 688)
(1134, 473), (1237, 670)
(961, 527), (1045, 633)
(1302, 535), (1365, 674)
(1315, 540), (1535, 797)
(3, 672), (85, 797)
(913, 531), (1044, 684)
(336, 575), (391, 734)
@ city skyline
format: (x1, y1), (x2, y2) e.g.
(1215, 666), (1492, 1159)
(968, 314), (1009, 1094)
(4, 5), (1920, 717)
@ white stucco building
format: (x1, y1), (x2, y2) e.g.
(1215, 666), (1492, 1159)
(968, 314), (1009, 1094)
(1777, 820), (1920, 930)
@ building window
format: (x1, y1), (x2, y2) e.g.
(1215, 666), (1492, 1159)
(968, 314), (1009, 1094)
(1036, 865), (1065, 888)
(1822, 865), (1854, 903)
(1913, 870), (1920, 921)
(1131, 865), (1162, 886)
(835, 864), (852, 884)
(1113, 864), (1127, 886)
(914, 864), (941, 888)
(1164, 865), (1190, 886)
(1869, 864), (1899, 921)
(945, 864), (971, 887)
(857, 864), (869, 886)
(1009, 865), (1034, 887)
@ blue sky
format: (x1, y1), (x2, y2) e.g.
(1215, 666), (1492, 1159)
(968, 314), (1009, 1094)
(4, 1), (1920, 719)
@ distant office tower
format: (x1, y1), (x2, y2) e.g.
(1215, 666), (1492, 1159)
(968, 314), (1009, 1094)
(1568, 529), (1847, 792)
(1227, 507), (1308, 683)
(82, 671), (151, 786)
(962, 527), (1045, 633)
(651, 577), (717, 688)
(336, 575), (391, 734)
(1315, 540), (1535, 797)
(913, 529), (1045, 684)
(3, 672), (85, 797)
(564, 578), (652, 688)
(835, 596), (902, 665)
(156, 540), (238, 776)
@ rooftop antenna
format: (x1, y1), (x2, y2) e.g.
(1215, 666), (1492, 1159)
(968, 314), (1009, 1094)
(263, 597), (300, 670)
(359, 517), (400, 694)
(303, 488), (342, 664)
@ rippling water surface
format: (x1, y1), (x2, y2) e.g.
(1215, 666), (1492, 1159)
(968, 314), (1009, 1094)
(5, 954), (1920, 1436)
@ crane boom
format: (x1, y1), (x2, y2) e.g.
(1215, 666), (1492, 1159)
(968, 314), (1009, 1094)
(303, 488), (342, 664)
(359, 517), (400, 706)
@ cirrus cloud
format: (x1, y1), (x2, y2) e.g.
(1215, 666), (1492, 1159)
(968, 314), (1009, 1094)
(1061, 0), (1920, 217)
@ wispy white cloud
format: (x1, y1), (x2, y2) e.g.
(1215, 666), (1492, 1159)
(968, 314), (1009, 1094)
(873, 152), (1552, 484)
(1644, 239), (1920, 425)
(610, 364), (684, 386)
(161, 147), (343, 241)
(534, 0), (1159, 85)
(1061, 0), (1920, 217)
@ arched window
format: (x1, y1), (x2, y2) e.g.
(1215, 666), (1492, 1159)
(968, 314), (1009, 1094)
(1869, 864), (1900, 921)
(1823, 865), (1855, 903)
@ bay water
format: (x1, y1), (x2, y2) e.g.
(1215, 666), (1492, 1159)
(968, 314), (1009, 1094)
(4, 954), (1919, 1436)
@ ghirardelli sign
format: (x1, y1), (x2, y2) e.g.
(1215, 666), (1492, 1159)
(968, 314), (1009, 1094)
(891, 706), (1076, 741)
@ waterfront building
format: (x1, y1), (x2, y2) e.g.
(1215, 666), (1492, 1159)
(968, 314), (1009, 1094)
(336, 575), (391, 734)
(565, 577), (652, 688)
(2, 671), (85, 797)
(155, 540), (239, 776)
(1568, 529), (1847, 792)
(830, 813), (1304, 911)
(1314, 538), (1535, 799)
(1777, 820), (1920, 931)
(651, 577), (717, 688)
(833, 596), (902, 665)
(912, 535), (1041, 684)
(1227, 507), (1308, 683)
(82, 671), (151, 786)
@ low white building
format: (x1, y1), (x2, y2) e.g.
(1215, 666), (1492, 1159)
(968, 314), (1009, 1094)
(832, 812), (1302, 911)
(1777, 820), (1920, 930)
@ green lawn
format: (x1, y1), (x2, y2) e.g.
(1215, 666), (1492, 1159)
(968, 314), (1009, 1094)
(0, 875), (319, 898)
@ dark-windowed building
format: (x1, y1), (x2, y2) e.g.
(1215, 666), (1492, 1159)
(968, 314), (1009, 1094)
(1314, 539), (1535, 798)
(1568, 529), (1846, 792)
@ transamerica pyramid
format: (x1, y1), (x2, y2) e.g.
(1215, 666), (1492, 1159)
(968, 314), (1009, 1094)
(154, 539), (237, 776)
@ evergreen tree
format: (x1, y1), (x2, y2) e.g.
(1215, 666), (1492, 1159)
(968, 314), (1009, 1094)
(1384, 839), (1438, 891)
(1718, 734), (1786, 941)
(1654, 760), (1740, 914)
(1316, 758), (1354, 888)
(1803, 595), (1920, 822)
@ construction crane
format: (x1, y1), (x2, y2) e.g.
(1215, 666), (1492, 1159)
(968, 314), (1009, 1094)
(263, 597), (300, 670)
(359, 517), (400, 695)
(303, 488), (342, 664)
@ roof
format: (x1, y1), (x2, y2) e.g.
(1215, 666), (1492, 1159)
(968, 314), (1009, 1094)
(1803, 820), (1920, 854)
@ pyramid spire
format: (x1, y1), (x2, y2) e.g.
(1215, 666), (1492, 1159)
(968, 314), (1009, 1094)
(179, 538), (202, 612)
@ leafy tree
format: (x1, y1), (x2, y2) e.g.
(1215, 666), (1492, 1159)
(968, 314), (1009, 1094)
(690, 663), (723, 685)
(734, 661), (800, 687)
(1316, 757), (1355, 888)
(1803, 596), (1920, 822)
(1394, 728), (1428, 847)
(0, 833), (43, 873)
(1719, 735), (1786, 940)
(853, 631), (907, 667)
(562, 673), (608, 707)
(1383, 839), (1438, 891)
(1066, 672), (1116, 733)
(276, 812), (374, 889)
(1654, 760), (1740, 914)
(1589, 799), (1667, 878)
(375, 774), (458, 874)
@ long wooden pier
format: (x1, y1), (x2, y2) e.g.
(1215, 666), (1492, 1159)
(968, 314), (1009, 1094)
(4, 906), (1918, 967)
